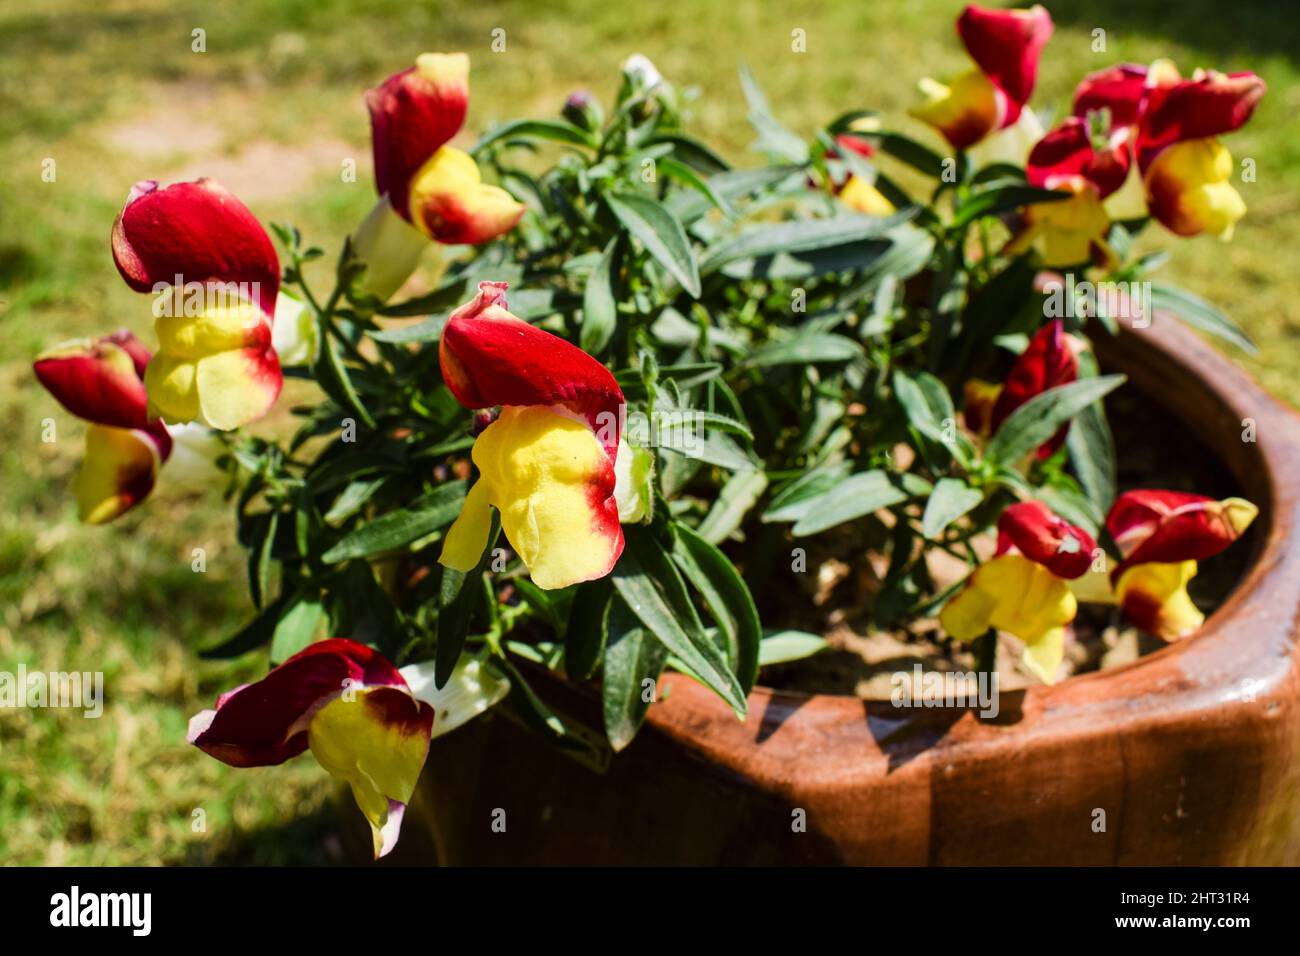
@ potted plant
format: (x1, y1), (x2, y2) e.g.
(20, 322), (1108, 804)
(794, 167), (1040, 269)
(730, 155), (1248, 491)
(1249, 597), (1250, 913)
(33, 5), (1294, 865)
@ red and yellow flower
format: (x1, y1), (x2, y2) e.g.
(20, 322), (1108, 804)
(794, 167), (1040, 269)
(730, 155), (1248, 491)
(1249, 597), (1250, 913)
(1071, 60), (1265, 239)
(438, 282), (625, 590)
(911, 4), (1053, 152)
(111, 178), (283, 431)
(941, 500), (1095, 683)
(188, 638), (435, 858)
(1104, 490), (1257, 640)
(34, 330), (174, 524)
(963, 319), (1080, 458)
(821, 133), (896, 217)
(356, 54), (525, 300)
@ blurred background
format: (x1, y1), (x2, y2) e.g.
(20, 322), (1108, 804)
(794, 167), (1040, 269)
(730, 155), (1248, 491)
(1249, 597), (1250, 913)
(1, 0), (1295, 864)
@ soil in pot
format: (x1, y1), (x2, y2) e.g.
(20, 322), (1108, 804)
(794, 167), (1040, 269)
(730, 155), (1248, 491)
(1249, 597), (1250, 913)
(749, 385), (1257, 699)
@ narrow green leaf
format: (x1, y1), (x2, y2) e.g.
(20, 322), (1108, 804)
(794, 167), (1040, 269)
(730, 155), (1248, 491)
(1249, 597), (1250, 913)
(248, 510), (278, 610)
(1150, 282), (1257, 353)
(606, 191), (701, 297)
(322, 480), (466, 563)
(612, 527), (747, 717)
(758, 630), (830, 666)
(921, 478), (984, 538)
(270, 594), (325, 663)
(790, 470), (909, 536)
(474, 118), (595, 151)
(949, 183), (1070, 231)
(580, 237), (619, 355)
(671, 523), (761, 693)
(743, 333), (864, 368)
(601, 593), (668, 751)
(986, 375), (1125, 465)
(696, 469), (768, 544)
(436, 510), (501, 688)
(565, 578), (613, 680)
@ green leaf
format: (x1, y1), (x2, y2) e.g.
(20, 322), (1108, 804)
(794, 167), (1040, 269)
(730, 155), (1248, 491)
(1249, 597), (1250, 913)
(605, 191), (701, 297)
(702, 212), (910, 273)
(666, 165), (803, 223)
(580, 237), (619, 355)
(565, 578), (612, 680)
(763, 463), (852, 523)
(656, 155), (733, 216)
(324, 478), (386, 527)
(739, 64), (810, 163)
(314, 322), (375, 428)
(436, 510), (501, 688)
(921, 478), (984, 538)
(696, 469), (768, 544)
(646, 133), (731, 174)
(366, 311), (449, 343)
(789, 470), (909, 537)
(613, 527), (747, 717)
(671, 524), (761, 694)
(758, 630), (830, 666)
(1067, 350), (1117, 514)
(870, 131), (948, 178)
(1149, 282), (1257, 353)
(949, 183), (1070, 231)
(742, 333), (864, 368)
(321, 481), (467, 563)
(892, 369), (972, 467)
(986, 375), (1125, 465)
(270, 594), (325, 663)
(248, 510), (278, 610)
(474, 118), (595, 151)
(601, 593), (668, 751)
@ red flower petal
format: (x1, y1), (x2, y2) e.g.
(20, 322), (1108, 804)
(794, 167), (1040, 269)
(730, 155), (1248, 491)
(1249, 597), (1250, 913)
(111, 179), (279, 317)
(367, 54), (470, 222)
(1107, 490), (1256, 579)
(439, 282), (625, 458)
(187, 638), (412, 768)
(1140, 70), (1266, 161)
(1027, 117), (1131, 199)
(957, 4), (1053, 126)
(990, 319), (1079, 457)
(1072, 64), (1148, 129)
(34, 331), (154, 433)
(997, 500), (1095, 579)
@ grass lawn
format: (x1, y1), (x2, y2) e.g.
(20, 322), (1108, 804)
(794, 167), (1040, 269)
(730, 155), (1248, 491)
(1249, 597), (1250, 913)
(1, 0), (1296, 864)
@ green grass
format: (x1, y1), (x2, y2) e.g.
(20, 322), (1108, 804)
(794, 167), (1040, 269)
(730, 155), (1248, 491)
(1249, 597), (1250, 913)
(1, 0), (1296, 865)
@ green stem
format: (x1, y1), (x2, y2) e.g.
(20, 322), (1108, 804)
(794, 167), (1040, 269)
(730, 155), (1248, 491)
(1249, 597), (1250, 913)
(972, 627), (997, 678)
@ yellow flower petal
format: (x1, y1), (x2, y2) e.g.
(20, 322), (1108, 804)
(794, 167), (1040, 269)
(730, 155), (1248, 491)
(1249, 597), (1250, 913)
(71, 424), (160, 524)
(308, 688), (431, 858)
(1145, 138), (1245, 239)
(839, 176), (896, 216)
(440, 478), (494, 572)
(909, 69), (1000, 150)
(194, 349), (281, 432)
(1020, 626), (1065, 684)
(440, 406), (621, 590)
(407, 146), (525, 244)
(940, 554), (1077, 663)
(1115, 559), (1204, 640)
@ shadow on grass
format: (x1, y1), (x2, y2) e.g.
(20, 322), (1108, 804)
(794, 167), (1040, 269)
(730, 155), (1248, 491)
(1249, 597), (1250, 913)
(169, 804), (347, 867)
(1045, 0), (1300, 62)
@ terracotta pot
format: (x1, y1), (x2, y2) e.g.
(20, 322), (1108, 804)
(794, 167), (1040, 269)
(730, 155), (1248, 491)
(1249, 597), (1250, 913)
(400, 317), (1300, 865)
